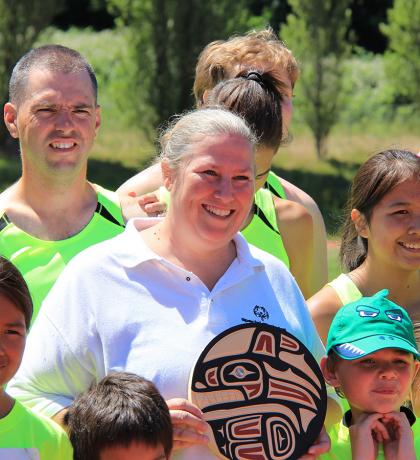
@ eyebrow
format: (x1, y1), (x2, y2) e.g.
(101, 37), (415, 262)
(4, 321), (26, 328)
(386, 201), (413, 207)
(32, 101), (95, 109)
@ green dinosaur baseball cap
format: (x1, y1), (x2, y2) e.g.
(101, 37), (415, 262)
(326, 289), (420, 360)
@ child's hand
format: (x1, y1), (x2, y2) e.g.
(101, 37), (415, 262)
(381, 412), (416, 460)
(297, 426), (330, 459)
(166, 398), (209, 451)
(349, 413), (388, 460)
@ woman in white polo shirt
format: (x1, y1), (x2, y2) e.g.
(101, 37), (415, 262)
(10, 108), (329, 459)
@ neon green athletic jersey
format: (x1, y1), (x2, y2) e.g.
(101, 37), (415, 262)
(321, 409), (420, 459)
(159, 174), (290, 267)
(0, 185), (125, 324)
(0, 399), (72, 459)
(242, 186), (290, 268)
(264, 170), (287, 200)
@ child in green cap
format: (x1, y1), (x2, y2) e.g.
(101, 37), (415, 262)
(320, 289), (420, 460)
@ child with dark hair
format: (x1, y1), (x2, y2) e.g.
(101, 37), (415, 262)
(0, 256), (72, 458)
(309, 149), (420, 414)
(65, 372), (172, 460)
(320, 290), (420, 459)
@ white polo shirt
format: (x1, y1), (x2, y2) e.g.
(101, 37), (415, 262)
(10, 219), (325, 459)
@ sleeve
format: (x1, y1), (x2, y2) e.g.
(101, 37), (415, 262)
(8, 255), (105, 418)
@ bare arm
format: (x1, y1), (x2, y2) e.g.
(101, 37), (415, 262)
(274, 197), (314, 299)
(280, 178), (328, 294)
(307, 286), (343, 345)
(117, 163), (165, 222)
(52, 408), (69, 430)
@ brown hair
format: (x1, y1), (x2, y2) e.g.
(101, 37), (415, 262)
(65, 372), (172, 460)
(9, 44), (98, 105)
(194, 28), (299, 106)
(340, 150), (420, 271)
(0, 256), (32, 329)
(206, 69), (283, 150)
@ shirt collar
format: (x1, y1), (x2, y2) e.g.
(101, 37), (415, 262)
(113, 218), (265, 271)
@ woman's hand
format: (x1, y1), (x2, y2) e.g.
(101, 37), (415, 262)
(166, 398), (209, 451)
(382, 412), (416, 460)
(297, 425), (330, 459)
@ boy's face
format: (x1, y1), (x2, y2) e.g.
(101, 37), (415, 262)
(0, 295), (27, 388)
(323, 348), (419, 418)
(100, 441), (167, 460)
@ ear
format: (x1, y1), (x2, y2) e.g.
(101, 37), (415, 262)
(4, 102), (19, 139)
(161, 160), (174, 191)
(413, 360), (420, 379)
(351, 209), (368, 238)
(201, 89), (210, 106)
(320, 356), (341, 388)
(94, 105), (101, 135)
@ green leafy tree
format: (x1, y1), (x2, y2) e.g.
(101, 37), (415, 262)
(107, 0), (253, 130)
(381, 0), (420, 111)
(0, 0), (65, 148)
(281, 0), (352, 159)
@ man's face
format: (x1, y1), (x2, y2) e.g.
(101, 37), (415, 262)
(4, 67), (100, 178)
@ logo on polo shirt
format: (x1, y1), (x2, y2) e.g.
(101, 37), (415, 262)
(242, 305), (270, 324)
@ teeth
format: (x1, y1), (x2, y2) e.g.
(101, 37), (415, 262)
(51, 142), (74, 149)
(204, 205), (231, 217)
(401, 242), (420, 249)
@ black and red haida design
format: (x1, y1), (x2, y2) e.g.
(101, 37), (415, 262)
(189, 324), (327, 460)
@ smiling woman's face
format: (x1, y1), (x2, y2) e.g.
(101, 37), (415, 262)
(164, 133), (255, 250)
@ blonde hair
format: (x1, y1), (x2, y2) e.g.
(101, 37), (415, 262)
(194, 28), (299, 105)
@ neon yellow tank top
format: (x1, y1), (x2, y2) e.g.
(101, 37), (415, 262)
(0, 185), (125, 324)
(242, 186), (290, 268)
(327, 273), (362, 305)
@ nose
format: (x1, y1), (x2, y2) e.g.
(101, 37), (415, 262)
(378, 363), (398, 379)
(214, 177), (233, 202)
(408, 212), (420, 234)
(54, 110), (74, 133)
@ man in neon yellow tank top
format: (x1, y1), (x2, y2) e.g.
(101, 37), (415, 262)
(0, 45), (124, 323)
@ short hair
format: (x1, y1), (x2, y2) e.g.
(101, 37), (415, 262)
(0, 256), (32, 330)
(9, 44), (98, 105)
(65, 372), (172, 460)
(194, 28), (299, 106)
(159, 107), (257, 172)
(323, 351), (345, 398)
(340, 150), (420, 271)
(206, 69), (283, 150)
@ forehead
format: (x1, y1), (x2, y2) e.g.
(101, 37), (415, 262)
(186, 133), (254, 168)
(0, 294), (26, 325)
(362, 348), (414, 360)
(22, 68), (96, 106)
(379, 178), (420, 205)
(100, 442), (165, 460)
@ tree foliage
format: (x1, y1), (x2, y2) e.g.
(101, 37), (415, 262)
(0, 0), (65, 147)
(381, 0), (420, 111)
(106, 0), (254, 131)
(281, 0), (352, 158)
